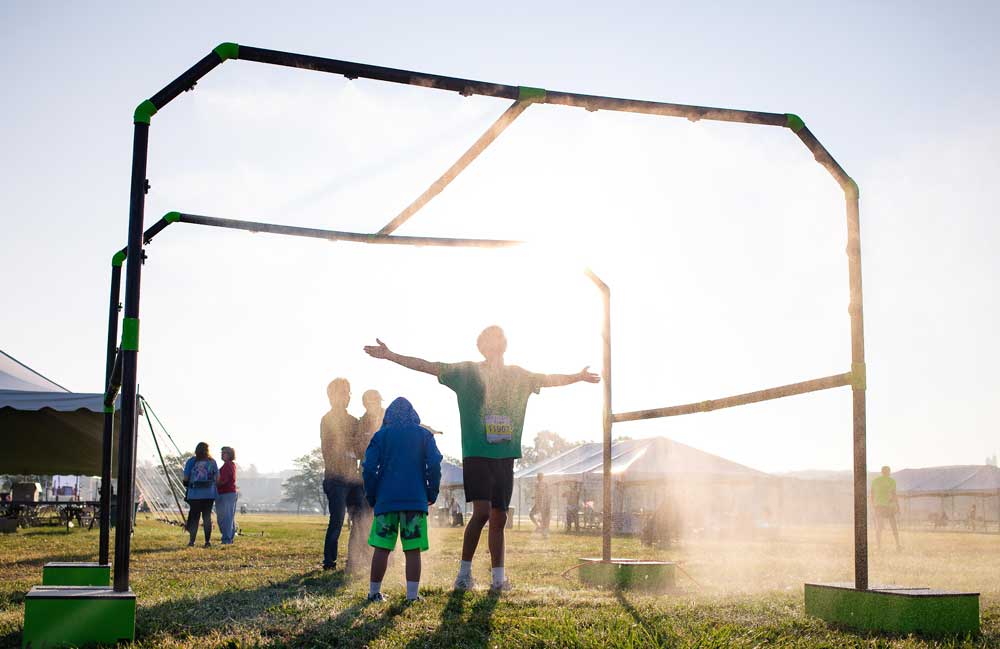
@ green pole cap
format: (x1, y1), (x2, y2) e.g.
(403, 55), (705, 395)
(112, 250), (127, 267)
(845, 177), (860, 199)
(785, 113), (805, 132)
(134, 99), (158, 125)
(164, 211), (181, 223)
(213, 42), (240, 62)
(121, 317), (140, 352)
(518, 86), (547, 103)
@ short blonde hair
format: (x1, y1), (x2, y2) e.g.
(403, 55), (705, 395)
(221, 446), (236, 461)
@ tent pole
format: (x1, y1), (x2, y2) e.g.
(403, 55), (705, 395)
(140, 397), (186, 523)
(99, 262), (122, 565)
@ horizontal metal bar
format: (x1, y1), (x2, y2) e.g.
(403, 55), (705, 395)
(612, 372), (852, 423)
(542, 91), (787, 126)
(378, 100), (532, 235)
(239, 46), (521, 100)
(177, 213), (522, 248)
(237, 46), (787, 128)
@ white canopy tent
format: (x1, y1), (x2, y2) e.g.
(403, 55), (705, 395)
(0, 349), (118, 476)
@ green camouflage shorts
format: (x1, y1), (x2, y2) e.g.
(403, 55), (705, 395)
(368, 511), (429, 552)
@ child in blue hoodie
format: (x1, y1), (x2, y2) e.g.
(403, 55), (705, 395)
(362, 397), (443, 602)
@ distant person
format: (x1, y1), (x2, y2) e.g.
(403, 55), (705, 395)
(564, 483), (581, 532)
(529, 473), (551, 536)
(969, 503), (977, 532)
(870, 465), (901, 550)
(216, 446), (239, 545)
(362, 397), (442, 602)
(183, 442), (219, 547)
(348, 389), (385, 575)
(450, 496), (464, 527)
(364, 326), (599, 592)
(320, 378), (360, 571)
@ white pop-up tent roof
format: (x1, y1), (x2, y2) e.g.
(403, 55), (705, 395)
(0, 349), (117, 476)
(894, 465), (1000, 497)
(514, 436), (770, 485)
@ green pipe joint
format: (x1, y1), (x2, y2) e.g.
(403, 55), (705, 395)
(845, 177), (860, 199)
(850, 362), (866, 390)
(134, 100), (158, 125)
(214, 42), (240, 62)
(518, 86), (547, 103)
(112, 250), (127, 267)
(164, 211), (181, 223)
(121, 318), (140, 352)
(784, 113), (805, 132)
(104, 405), (115, 414)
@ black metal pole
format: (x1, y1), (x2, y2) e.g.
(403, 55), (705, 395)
(112, 122), (150, 593)
(846, 190), (868, 591)
(586, 270), (613, 563)
(98, 260), (123, 565)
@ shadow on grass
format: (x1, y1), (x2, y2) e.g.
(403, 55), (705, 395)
(287, 596), (410, 648)
(135, 569), (350, 642)
(402, 589), (500, 649)
(5, 553), (94, 570)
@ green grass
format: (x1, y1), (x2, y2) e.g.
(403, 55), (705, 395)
(2, 515), (999, 647)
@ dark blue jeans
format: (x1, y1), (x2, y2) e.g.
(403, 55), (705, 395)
(323, 479), (363, 568)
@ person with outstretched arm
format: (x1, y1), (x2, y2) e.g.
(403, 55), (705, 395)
(364, 325), (599, 592)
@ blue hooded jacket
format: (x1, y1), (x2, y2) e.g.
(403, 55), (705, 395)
(362, 397), (443, 516)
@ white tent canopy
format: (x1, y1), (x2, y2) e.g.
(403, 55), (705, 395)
(515, 436), (769, 484)
(0, 349), (117, 476)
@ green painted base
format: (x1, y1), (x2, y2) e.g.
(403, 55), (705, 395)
(578, 558), (675, 591)
(42, 562), (110, 587)
(22, 586), (135, 648)
(804, 582), (980, 636)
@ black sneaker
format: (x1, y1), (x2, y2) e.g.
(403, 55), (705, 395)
(367, 592), (386, 603)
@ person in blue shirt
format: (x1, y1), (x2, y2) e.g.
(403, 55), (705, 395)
(183, 442), (219, 547)
(362, 397), (442, 602)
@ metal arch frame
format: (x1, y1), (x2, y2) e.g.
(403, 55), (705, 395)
(106, 42), (868, 593)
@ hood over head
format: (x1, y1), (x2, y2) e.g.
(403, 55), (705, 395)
(382, 397), (421, 429)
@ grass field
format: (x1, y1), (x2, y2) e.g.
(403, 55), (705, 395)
(2, 514), (998, 648)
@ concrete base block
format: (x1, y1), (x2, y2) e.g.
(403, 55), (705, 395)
(579, 557), (676, 591)
(22, 586), (135, 648)
(41, 562), (110, 587)
(804, 582), (979, 636)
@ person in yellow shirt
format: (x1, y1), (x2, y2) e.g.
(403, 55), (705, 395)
(870, 465), (901, 550)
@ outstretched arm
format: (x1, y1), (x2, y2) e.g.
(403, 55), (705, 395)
(363, 339), (442, 376)
(540, 366), (601, 388)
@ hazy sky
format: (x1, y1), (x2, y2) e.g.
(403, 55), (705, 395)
(2, 1), (998, 474)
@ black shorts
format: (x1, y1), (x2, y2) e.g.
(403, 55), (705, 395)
(463, 457), (515, 510)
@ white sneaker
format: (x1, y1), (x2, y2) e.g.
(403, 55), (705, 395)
(453, 574), (476, 591)
(489, 579), (513, 593)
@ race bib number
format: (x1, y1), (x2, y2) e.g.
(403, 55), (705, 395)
(484, 414), (513, 444)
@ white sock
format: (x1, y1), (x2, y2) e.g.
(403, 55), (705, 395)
(406, 580), (420, 600)
(369, 581), (381, 597)
(492, 566), (505, 587)
(458, 560), (473, 578)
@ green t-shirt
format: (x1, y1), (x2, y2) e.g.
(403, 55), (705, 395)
(871, 475), (896, 507)
(438, 362), (543, 459)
